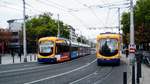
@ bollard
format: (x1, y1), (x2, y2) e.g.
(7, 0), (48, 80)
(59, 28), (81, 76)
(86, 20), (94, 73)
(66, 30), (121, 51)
(0, 54), (1, 64)
(136, 54), (142, 77)
(139, 54), (142, 78)
(30, 55), (32, 61)
(19, 53), (21, 62)
(11, 53), (15, 63)
(20, 55), (21, 62)
(12, 55), (14, 63)
(34, 54), (36, 60)
(137, 62), (140, 84)
(136, 74), (140, 84)
(11, 50), (15, 63)
(132, 65), (135, 84)
(123, 72), (127, 84)
(136, 54), (142, 84)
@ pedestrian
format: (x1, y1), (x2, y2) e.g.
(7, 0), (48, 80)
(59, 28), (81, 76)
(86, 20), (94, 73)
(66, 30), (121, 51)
(125, 47), (129, 58)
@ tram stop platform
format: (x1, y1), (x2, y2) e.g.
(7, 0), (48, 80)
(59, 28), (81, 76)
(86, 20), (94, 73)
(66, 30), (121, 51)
(141, 64), (150, 84)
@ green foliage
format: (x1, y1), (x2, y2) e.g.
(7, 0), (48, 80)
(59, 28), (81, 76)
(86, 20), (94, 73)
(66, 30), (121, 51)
(121, 0), (150, 48)
(26, 13), (70, 53)
(121, 12), (130, 44)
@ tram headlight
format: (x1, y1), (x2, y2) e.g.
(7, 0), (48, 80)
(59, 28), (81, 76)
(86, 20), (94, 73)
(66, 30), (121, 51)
(55, 55), (61, 60)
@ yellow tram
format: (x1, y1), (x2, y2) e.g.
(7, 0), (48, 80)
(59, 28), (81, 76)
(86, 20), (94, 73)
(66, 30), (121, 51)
(96, 32), (121, 65)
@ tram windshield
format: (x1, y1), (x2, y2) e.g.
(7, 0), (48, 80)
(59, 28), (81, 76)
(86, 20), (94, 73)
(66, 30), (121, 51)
(39, 41), (54, 56)
(99, 39), (118, 56)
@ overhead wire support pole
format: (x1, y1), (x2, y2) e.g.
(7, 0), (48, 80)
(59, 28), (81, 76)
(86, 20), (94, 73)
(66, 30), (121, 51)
(130, 0), (135, 84)
(130, 0), (134, 46)
(57, 14), (60, 38)
(23, 0), (27, 62)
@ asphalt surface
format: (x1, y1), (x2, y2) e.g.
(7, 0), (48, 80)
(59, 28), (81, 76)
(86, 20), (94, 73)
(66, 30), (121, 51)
(0, 54), (129, 84)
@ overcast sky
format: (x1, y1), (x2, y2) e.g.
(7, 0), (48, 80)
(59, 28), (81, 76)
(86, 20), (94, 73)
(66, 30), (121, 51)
(0, 0), (136, 40)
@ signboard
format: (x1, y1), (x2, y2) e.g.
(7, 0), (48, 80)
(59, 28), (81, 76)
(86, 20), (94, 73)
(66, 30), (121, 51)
(129, 44), (136, 53)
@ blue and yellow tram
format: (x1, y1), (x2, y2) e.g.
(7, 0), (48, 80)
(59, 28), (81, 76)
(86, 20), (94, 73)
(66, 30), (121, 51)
(96, 32), (121, 65)
(38, 37), (90, 63)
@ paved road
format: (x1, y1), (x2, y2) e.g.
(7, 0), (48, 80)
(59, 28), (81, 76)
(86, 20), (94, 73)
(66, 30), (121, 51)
(0, 54), (129, 84)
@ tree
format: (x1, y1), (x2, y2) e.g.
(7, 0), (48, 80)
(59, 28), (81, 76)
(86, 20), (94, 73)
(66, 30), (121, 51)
(121, 12), (130, 45)
(25, 13), (70, 53)
(121, 0), (150, 50)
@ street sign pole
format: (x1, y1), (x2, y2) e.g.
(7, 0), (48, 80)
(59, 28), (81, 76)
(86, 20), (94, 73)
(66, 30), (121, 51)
(130, 0), (135, 84)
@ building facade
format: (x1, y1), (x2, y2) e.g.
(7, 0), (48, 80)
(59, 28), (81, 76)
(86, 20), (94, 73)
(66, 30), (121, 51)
(68, 25), (77, 42)
(0, 28), (11, 53)
(0, 22), (22, 54)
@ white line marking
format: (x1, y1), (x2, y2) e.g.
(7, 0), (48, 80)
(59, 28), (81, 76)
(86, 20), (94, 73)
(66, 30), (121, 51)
(94, 68), (113, 84)
(23, 65), (31, 67)
(69, 71), (97, 84)
(24, 59), (96, 84)
(0, 65), (52, 74)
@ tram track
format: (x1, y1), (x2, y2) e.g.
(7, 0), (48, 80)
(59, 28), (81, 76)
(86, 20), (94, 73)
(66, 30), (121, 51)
(0, 54), (128, 84)
(0, 54), (96, 84)
(94, 67), (114, 84)
(68, 66), (114, 84)
(69, 60), (127, 84)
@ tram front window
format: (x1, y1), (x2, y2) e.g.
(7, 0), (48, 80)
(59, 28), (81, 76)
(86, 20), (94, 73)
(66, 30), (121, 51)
(99, 39), (118, 56)
(39, 41), (54, 56)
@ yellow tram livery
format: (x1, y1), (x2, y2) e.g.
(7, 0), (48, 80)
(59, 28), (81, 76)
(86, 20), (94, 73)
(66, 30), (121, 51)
(96, 32), (121, 65)
(38, 37), (91, 63)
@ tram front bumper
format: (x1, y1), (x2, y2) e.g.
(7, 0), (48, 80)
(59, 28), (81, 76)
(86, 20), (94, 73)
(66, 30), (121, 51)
(97, 58), (120, 64)
(38, 58), (57, 63)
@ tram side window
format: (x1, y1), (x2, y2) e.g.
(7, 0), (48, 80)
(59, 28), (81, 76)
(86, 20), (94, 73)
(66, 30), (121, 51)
(71, 47), (78, 51)
(63, 45), (70, 52)
(56, 45), (61, 54)
(56, 44), (70, 54)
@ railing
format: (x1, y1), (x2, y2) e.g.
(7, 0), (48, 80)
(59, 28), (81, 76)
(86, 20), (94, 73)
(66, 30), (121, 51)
(0, 54), (37, 64)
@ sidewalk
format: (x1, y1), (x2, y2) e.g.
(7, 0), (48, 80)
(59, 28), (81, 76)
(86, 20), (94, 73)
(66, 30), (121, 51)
(121, 54), (132, 84)
(121, 53), (150, 84)
(0, 54), (37, 64)
(141, 64), (150, 84)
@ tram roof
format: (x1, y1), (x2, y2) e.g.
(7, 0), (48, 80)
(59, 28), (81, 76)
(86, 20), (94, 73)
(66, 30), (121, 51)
(97, 33), (121, 40)
(39, 37), (69, 41)
(39, 37), (90, 47)
(39, 37), (58, 41)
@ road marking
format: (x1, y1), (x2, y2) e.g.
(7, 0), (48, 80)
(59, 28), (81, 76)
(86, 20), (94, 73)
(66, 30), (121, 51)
(24, 59), (96, 84)
(69, 71), (97, 84)
(23, 65), (31, 66)
(94, 68), (113, 84)
(0, 65), (52, 74)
